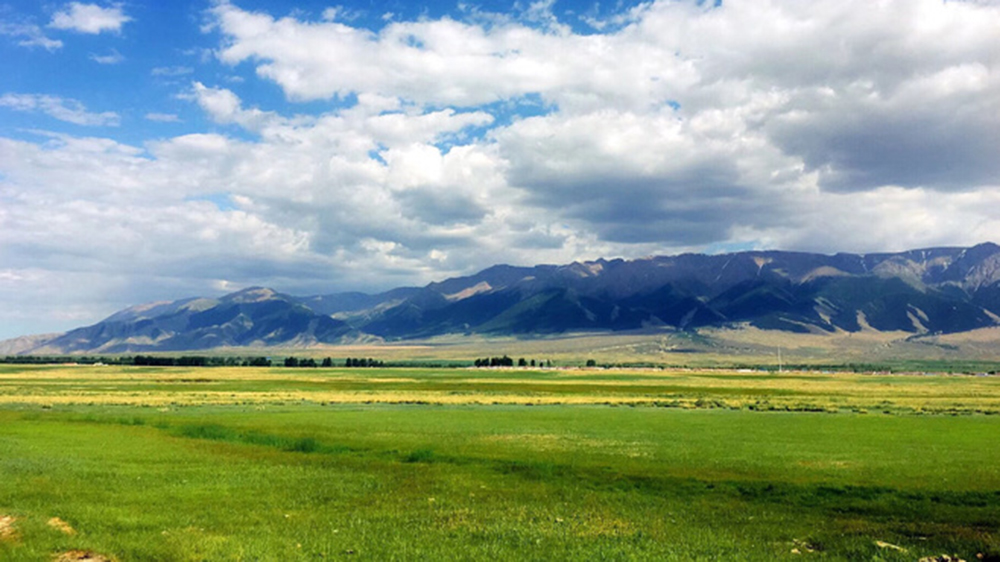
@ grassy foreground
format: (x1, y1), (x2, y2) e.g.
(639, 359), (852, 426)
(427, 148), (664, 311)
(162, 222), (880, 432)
(1, 365), (999, 560)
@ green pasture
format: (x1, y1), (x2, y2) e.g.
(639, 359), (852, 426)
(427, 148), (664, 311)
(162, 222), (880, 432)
(1, 365), (999, 560)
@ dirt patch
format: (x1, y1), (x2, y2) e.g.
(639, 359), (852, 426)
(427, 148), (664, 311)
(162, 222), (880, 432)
(48, 517), (76, 535)
(875, 540), (907, 552)
(54, 550), (113, 562)
(0, 515), (18, 542)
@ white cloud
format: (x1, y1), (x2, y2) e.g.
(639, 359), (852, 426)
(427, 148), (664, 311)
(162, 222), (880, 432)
(210, 2), (583, 106)
(151, 66), (194, 77)
(90, 48), (124, 64)
(321, 6), (363, 22)
(0, 22), (63, 50)
(0, 93), (120, 126)
(729, 186), (1000, 255)
(49, 2), (131, 34)
(195, 0), (1000, 251)
(145, 112), (181, 123)
(187, 82), (267, 128)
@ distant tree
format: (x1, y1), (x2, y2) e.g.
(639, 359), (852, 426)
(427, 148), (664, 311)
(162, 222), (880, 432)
(585, 359), (596, 367)
(321, 357), (333, 367)
(134, 355), (175, 366)
(177, 356), (207, 367)
(284, 357), (299, 368)
(518, 358), (527, 367)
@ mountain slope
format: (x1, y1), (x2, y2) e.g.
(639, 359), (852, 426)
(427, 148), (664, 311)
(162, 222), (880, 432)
(10, 243), (1000, 353)
(344, 243), (1000, 339)
(32, 288), (353, 354)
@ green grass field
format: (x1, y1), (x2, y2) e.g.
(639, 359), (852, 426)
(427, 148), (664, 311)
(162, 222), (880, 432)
(2, 364), (999, 560)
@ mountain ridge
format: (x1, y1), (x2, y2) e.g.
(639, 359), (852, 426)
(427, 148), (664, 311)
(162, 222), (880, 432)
(10, 243), (1000, 354)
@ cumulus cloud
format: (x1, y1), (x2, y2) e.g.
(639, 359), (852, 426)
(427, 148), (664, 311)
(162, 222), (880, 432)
(209, 1), (589, 106)
(49, 2), (131, 34)
(764, 64), (1000, 191)
(208, 0), (1000, 185)
(185, 0), (1000, 255)
(0, 93), (120, 126)
(185, 82), (277, 131)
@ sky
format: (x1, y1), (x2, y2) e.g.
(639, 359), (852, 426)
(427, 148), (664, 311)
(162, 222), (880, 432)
(1, 0), (999, 339)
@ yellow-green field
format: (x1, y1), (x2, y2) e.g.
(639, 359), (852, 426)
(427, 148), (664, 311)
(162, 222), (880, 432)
(4, 363), (1000, 414)
(2, 362), (1000, 560)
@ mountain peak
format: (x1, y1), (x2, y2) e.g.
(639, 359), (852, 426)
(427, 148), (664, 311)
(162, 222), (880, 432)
(223, 287), (281, 304)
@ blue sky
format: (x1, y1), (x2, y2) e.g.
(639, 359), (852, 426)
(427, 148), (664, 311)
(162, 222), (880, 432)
(1, 0), (999, 339)
(1, 0), (649, 145)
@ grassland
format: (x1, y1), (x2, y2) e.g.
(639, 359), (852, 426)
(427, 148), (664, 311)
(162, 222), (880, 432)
(4, 363), (1000, 414)
(2, 363), (1000, 560)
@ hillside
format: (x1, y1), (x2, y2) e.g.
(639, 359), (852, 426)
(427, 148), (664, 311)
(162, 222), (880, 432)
(10, 243), (1000, 354)
(28, 288), (353, 354)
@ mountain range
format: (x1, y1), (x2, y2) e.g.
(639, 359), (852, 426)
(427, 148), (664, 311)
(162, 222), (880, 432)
(10, 243), (1000, 354)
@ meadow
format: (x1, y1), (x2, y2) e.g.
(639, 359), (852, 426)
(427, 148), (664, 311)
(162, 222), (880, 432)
(1, 362), (1000, 560)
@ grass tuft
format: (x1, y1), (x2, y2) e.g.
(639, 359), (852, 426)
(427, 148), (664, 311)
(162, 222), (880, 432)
(404, 448), (436, 463)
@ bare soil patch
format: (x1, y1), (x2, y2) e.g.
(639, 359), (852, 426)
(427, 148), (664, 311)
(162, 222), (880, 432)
(54, 550), (113, 562)
(48, 517), (76, 535)
(0, 515), (17, 542)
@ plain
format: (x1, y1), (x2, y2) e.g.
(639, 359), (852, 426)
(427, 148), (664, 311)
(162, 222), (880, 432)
(1, 363), (999, 560)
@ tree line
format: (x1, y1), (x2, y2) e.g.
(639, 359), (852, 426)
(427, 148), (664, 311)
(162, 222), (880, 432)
(127, 355), (274, 367)
(281, 357), (386, 368)
(473, 356), (551, 368)
(4, 355), (558, 369)
(3, 355), (272, 367)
